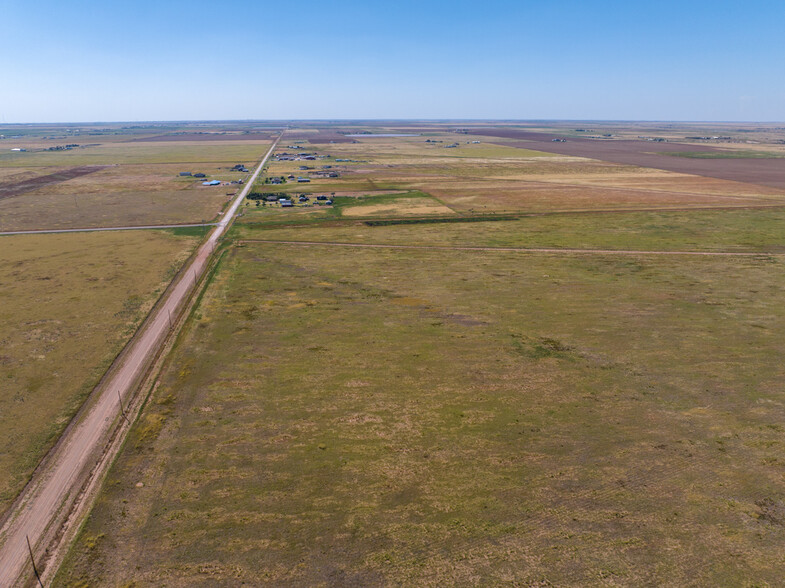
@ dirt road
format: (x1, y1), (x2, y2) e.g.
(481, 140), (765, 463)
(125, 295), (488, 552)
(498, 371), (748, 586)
(0, 136), (280, 587)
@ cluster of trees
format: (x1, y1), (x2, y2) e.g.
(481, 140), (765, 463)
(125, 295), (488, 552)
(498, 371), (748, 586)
(246, 192), (287, 201)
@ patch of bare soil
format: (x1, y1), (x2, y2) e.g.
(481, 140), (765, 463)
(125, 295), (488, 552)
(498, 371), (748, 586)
(0, 166), (110, 201)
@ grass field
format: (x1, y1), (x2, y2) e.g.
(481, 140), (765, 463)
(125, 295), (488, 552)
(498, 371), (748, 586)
(0, 188), (233, 232)
(56, 229), (785, 585)
(0, 133), (270, 231)
(233, 207), (785, 253)
(27, 125), (785, 585)
(0, 229), (201, 516)
(0, 141), (269, 167)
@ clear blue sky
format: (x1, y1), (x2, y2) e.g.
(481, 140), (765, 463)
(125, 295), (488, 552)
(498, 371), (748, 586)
(2, 0), (783, 122)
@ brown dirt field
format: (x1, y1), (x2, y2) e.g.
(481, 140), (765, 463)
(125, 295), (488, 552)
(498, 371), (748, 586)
(313, 130), (356, 143)
(465, 129), (785, 190)
(128, 133), (274, 142)
(0, 166), (110, 201)
(342, 200), (455, 217)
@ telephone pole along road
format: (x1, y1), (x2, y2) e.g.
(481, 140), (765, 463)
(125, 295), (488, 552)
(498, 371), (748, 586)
(0, 135), (280, 586)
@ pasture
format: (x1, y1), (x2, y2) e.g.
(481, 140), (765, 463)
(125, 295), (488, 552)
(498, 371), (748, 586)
(0, 229), (200, 515)
(55, 237), (785, 586)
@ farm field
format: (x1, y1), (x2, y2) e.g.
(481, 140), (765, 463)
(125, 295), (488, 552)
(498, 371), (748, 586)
(240, 131), (785, 223)
(0, 229), (202, 515)
(0, 126), (271, 231)
(0, 123), (778, 585)
(56, 235), (785, 586)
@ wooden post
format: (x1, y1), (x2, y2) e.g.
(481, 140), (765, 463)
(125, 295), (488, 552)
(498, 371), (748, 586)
(118, 391), (130, 425)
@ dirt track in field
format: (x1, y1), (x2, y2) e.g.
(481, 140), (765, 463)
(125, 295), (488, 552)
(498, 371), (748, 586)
(464, 128), (785, 190)
(0, 166), (110, 200)
(240, 239), (779, 257)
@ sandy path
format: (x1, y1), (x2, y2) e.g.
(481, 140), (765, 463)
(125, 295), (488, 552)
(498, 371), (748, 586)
(0, 137), (280, 587)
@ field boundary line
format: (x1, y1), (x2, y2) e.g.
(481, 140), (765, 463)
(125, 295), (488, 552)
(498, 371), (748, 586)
(0, 223), (216, 236)
(238, 239), (783, 257)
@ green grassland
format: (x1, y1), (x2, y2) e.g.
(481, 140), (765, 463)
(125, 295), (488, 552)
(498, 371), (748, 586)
(0, 229), (200, 515)
(56, 237), (785, 586)
(232, 206), (785, 253)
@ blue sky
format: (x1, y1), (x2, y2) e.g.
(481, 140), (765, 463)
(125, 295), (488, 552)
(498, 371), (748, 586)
(1, 0), (784, 122)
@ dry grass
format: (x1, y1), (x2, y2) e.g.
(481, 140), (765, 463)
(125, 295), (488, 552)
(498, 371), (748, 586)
(56, 239), (785, 586)
(0, 230), (200, 514)
(0, 188), (233, 232)
(0, 141), (270, 168)
(0, 140), (270, 231)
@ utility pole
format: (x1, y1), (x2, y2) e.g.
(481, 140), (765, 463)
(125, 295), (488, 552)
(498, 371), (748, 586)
(117, 391), (130, 424)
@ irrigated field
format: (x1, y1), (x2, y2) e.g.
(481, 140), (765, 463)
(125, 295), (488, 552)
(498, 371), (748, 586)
(56, 226), (785, 585)
(0, 229), (202, 515)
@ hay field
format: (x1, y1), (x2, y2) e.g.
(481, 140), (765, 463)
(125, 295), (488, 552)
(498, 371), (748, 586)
(56, 237), (785, 586)
(0, 229), (200, 515)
